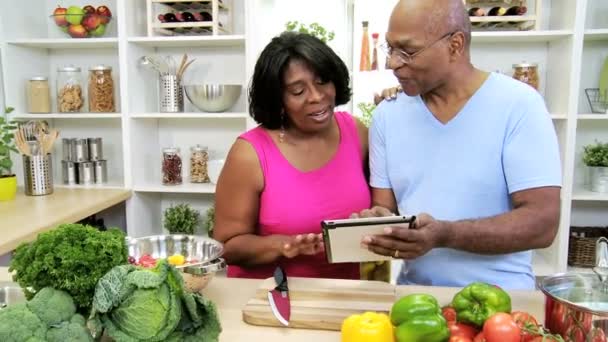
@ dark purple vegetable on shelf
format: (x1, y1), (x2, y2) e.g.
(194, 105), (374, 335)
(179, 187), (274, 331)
(468, 7), (485, 16)
(488, 6), (507, 16)
(505, 6), (527, 16)
(200, 11), (212, 21)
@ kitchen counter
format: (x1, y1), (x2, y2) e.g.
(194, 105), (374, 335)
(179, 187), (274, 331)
(0, 187), (131, 255)
(0, 267), (546, 341)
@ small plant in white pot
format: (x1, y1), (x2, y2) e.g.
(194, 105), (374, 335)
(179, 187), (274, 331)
(583, 141), (608, 192)
(163, 203), (200, 235)
(0, 107), (17, 201)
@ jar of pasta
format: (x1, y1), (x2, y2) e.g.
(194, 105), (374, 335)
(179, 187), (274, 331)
(190, 145), (210, 183)
(88, 65), (115, 113)
(56, 66), (84, 112)
(162, 147), (183, 185)
(512, 62), (539, 91)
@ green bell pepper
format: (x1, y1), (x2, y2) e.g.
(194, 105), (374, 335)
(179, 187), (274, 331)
(390, 293), (449, 342)
(451, 282), (512, 327)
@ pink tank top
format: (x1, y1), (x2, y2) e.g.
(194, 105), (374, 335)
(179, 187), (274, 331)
(227, 112), (371, 279)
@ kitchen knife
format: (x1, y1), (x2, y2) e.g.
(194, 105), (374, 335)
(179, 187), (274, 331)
(267, 266), (290, 326)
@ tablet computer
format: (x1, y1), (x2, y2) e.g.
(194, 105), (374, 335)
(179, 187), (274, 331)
(321, 215), (416, 263)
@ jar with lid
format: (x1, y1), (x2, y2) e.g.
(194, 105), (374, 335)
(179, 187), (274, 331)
(57, 66), (84, 112)
(26, 77), (51, 113)
(512, 62), (539, 91)
(190, 145), (210, 183)
(88, 65), (115, 113)
(162, 147), (182, 185)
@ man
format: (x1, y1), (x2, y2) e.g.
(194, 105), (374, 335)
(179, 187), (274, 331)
(357, 0), (562, 289)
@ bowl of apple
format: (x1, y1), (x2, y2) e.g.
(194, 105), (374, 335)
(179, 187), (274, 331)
(50, 5), (112, 38)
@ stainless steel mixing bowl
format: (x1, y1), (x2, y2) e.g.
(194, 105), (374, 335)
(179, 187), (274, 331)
(184, 84), (242, 112)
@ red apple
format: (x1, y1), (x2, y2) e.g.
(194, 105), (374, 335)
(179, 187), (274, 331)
(67, 24), (88, 38)
(83, 5), (96, 14)
(53, 6), (69, 27)
(82, 13), (101, 31)
(96, 6), (112, 24)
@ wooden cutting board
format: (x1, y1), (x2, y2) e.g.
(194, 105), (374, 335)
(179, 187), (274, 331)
(242, 277), (396, 331)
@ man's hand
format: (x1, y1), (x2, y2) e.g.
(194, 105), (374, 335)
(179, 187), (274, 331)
(279, 233), (325, 258)
(373, 85), (402, 105)
(350, 206), (394, 218)
(361, 213), (447, 259)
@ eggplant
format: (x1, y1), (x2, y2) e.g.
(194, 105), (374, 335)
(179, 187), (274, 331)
(504, 6), (527, 16)
(488, 6), (507, 16)
(468, 7), (486, 16)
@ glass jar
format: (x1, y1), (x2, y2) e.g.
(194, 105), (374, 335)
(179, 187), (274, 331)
(88, 65), (115, 113)
(190, 145), (209, 183)
(57, 66), (84, 112)
(162, 147), (182, 185)
(26, 77), (51, 113)
(512, 62), (539, 90)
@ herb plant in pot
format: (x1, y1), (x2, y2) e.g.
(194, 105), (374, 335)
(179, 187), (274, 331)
(0, 107), (17, 201)
(583, 141), (608, 192)
(163, 203), (200, 235)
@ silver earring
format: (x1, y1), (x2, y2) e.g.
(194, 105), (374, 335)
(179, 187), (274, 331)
(279, 112), (286, 143)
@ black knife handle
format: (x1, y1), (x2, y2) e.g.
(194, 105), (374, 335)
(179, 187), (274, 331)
(273, 266), (288, 291)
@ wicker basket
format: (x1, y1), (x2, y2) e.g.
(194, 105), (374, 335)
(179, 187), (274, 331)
(568, 226), (608, 267)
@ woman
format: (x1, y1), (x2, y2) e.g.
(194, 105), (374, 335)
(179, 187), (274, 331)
(213, 31), (370, 279)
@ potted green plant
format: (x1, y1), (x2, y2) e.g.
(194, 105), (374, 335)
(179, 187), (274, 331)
(0, 107), (17, 201)
(582, 141), (608, 193)
(285, 21), (335, 43)
(163, 203), (200, 235)
(204, 205), (215, 238)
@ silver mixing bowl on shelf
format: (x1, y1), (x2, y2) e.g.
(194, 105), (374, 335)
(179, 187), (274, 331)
(126, 234), (226, 292)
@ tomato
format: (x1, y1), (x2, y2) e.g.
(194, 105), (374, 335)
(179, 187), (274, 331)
(564, 324), (585, 342)
(448, 322), (478, 339)
(443, 306), (457, 323)
(473, 332), (485, 342)
(482, 313), (521, 342)
(590, 328), (607, 342)
(511, 311), (540, 342)
(138, 254), (157, 268)
(449, 336), (473, 342)
(530, 336), (562, 342)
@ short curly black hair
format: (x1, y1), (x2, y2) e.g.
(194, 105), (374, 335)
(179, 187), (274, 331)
(248, 31), (352, 129)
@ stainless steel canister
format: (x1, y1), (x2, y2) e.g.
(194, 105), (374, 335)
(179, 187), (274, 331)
(94, 160), (107, 184)
(73, 138), (89, 162)
(88, 137), (103, 161)
(61, 160), (77, 185)
(62, 138), (73, 161)
(77, 161), (94, 185)
(22, 154), (53, 196)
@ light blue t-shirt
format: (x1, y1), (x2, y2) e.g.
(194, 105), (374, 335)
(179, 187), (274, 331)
(369, 72), (562, 290)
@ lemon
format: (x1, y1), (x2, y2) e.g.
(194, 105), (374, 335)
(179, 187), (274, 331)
(167, 254), (185, 266)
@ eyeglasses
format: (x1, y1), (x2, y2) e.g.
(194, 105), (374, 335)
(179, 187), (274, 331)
(380, 31), (456, 65)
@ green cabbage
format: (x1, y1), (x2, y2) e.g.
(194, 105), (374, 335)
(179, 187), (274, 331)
(89, 260), (220, 342)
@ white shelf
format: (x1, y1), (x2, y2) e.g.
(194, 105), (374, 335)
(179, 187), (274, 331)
(133, 183), (216, 194)
(127, 35), (245, 48)
(11, 113), (122, 119)
(567, 266), (594, 273)
(131, 112), (247, 119)
(584, 29), (608, 41)
(471, 30), (573, 43)
(572, 189), (608, 201)
(6, 38), (119, 49)
(551, 114), (567, 120)
(55, 182), (126, 190)
(578, 113), (608, 119)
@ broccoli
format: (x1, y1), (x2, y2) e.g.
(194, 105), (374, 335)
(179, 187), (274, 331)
(26, 287), (76, 326)
(0, 288), (92, 342)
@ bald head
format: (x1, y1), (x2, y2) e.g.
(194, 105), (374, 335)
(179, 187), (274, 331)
(391, 0), (472, 47)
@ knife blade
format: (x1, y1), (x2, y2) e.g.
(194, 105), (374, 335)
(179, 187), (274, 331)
(267, 266), (290, 326)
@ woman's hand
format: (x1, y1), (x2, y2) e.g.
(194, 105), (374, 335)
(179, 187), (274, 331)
(373, 85), (402, 105)
(278, 233), (325, 258)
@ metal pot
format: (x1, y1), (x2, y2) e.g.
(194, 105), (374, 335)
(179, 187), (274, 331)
(539, 237), (608, 340)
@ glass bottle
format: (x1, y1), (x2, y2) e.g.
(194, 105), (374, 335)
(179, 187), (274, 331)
(162, 147), (183, 185)
(27, 77), (51, 113)
(371, 32), (379, 71)
(56, 66), (84, 113)
(359, 21), (371, 72)
(190, 145), (210, 183)
(88, 65), (115, 113)
(512, 62), (539, 91)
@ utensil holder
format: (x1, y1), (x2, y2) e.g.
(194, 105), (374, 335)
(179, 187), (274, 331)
(23, 154), (53, 196)
(159, 75), (184, 113)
